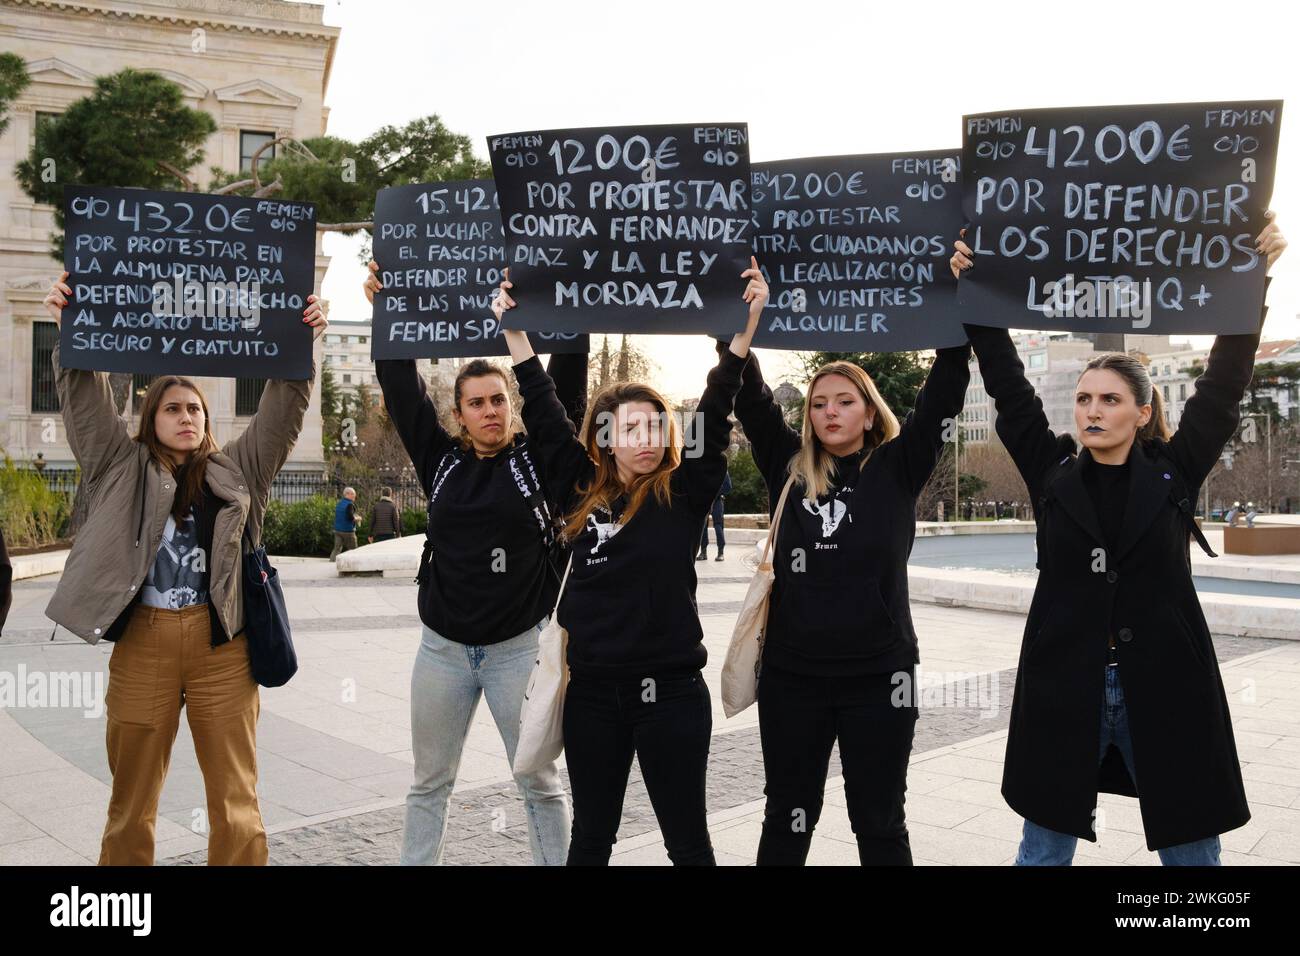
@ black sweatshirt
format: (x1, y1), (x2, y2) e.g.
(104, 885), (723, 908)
(515, 349), (744, 680)
(375, 352), (587, 645)
(731, 342), (972, 677)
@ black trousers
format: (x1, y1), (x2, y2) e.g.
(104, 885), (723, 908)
(699, 498), (725, 551)
(563, 671), (715, 866)
(756, 663), (918, 866)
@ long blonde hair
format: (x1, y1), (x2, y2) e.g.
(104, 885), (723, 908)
(562, 381), (682, 539)
(789, 361), (900, 500)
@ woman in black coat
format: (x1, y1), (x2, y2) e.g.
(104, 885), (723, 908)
(951, 212), (1287, 864)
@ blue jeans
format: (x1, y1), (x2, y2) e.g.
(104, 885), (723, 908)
(401, 619), (571, 865)
(1016, 665), (1222, 866)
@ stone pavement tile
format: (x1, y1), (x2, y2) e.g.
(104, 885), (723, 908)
(948, 738), (1010, 762)
(1234, 832), (1300, 863)
(0, 801), (44, 845)
(1236, 718), (1300, 738)
(0, 835), (91, 865)
(1074, 827), (1151, 863)
(1220, 849), (1296, 866)
(954, 807), (1022, 843)
(1091, 798), (1147, 835)
(1235, 730), (1283, 748)
(925, 777), (1006, 809)
(1243, 779), (1300, 808)
(1219, 821), (1266, 854)
(911, 753), (1006, 784)
(348, 769), (415, 799)
(1236, 744), (1300, 770)
(254, 768), (382, 817)
(153, 832), (207, 861)
(906, 821), (1019, 866)
(0, 738), (70, 778)
(449, 748), (512, 788)
(898, 793), (986, 829)
(1241, 762), (1300, 788)
(270, 741), (412, 781)
(17, 801), (113, 859)
(0, 766), (110, 816)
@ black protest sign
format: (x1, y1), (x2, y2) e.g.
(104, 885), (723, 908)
(487, 123), (753, 335)
(959, 100), (1282, 335)
(370, 180), (587, 360)
(60, 185), (317, 378)
(750, 152), (968, 352)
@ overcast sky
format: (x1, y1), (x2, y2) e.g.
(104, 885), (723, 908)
(315, 0), (1298, 401)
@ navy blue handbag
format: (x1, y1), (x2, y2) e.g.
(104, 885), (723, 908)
(241, 525), (298, 687)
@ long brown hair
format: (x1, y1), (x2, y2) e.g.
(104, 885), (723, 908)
(562, 381), (681, 539)
(135, 376), (219, 520)
(790, 361), (901, 500)
(1079, 353), (1172, 443)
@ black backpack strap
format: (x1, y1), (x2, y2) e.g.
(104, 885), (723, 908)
(1153, 449), (1217, 559)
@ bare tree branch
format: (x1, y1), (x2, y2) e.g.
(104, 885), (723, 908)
(156, 160), (194, 191)
(318, 221), (373, 232)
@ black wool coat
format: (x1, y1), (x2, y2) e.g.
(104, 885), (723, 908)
(965, 320), (1260, 851)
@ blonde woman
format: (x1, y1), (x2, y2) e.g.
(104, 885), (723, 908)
(724, 322), (972, 865)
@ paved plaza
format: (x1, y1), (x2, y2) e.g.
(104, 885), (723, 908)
(2, 545), (1299, 866)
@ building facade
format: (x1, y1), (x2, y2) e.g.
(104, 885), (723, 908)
(0, 0), (340, 473)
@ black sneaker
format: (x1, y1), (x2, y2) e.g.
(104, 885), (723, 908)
(715, 551), (724, 561)
(696, 550), (707, 561)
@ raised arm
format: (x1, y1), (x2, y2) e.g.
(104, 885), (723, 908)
(374, 359), (455, 491)
(223, 295), (326, 505)
(545, 346), (589, 431)
(44, 274), (131, 484)
(892, 342), (973, 496)
(718, 339), (801, 509)
(365, 259), (456, 488)
(1167, 214), (1285, 489)
(951, 239), (1065, 499)
(1168, 279), (1272, 490)
(513, 355), (594, 512)
(679, 348), (747, 516)
(963, 324), (1066, 501)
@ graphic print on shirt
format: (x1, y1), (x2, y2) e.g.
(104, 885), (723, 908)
(141, 510), (208, 609)
(585, 507), (624, 555)
(800, 476), (856, 540)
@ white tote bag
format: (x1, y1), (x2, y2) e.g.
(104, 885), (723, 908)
(720, 477), (796, 718)
(514, 555), (574, 775)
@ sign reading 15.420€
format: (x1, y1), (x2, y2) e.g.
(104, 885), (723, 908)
(60, 185), (317, 379)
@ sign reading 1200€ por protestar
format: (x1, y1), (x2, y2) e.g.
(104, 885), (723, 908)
(487, 123), (753, 336)
(60, 185), (317, 378)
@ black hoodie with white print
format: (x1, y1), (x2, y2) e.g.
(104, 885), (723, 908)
(515, 349), (745, 680)
(729, 341), (971, 677)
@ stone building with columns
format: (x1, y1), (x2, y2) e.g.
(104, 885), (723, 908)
(0, 0), (340, 473)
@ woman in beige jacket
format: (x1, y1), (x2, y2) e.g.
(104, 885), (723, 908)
(42, 272), (326, 866)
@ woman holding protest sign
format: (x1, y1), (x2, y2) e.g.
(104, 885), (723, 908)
(42, 271), (326, 866)
(493, 258), (766, 865)
(363, 260), (586, 866)
(950, 212), (1286, 865)
(720, 291), (973, 866)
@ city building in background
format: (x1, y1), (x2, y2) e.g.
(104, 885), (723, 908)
(0, 0), (340, 475)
